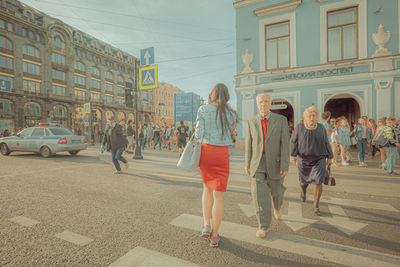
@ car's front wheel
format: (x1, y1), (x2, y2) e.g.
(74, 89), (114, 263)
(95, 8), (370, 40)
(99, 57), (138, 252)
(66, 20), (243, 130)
(0, 143), (10, 156)
(68, 150), (80, 156)
(40, 146), (52, 158)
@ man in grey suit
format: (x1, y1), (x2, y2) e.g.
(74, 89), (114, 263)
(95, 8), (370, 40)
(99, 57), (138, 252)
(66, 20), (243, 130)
(245, 93), (290, 238)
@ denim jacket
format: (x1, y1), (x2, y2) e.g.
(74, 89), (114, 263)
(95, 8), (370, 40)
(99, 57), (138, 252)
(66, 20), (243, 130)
(195, 103), (237, 146)
(355, 125), (373, 143)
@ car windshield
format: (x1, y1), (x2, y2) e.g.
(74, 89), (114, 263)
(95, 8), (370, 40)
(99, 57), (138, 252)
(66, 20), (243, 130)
(48, 128), (74, 136)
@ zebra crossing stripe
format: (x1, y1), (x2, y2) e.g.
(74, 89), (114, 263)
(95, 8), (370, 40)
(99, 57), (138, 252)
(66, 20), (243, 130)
(8, 216), (40, 227)
(54, 230), (93, 246)
(109, 246), (200, 267)
(170, 214), (400, 267)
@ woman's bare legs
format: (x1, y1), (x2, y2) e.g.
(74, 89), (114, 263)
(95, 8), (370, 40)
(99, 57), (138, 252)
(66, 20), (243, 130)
(211, 190), (224, 238)
(313, 184), (323, 209)
(340, 145), (348, 163)
(202, 184), (212, 226)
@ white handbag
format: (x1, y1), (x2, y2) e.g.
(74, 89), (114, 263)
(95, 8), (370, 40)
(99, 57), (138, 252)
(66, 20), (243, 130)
(177, 134), (202, 172)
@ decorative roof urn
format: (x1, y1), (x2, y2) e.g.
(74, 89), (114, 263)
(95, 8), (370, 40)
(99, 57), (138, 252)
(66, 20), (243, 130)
(372, 24), (392, 57)
(241, 49), (254, 74)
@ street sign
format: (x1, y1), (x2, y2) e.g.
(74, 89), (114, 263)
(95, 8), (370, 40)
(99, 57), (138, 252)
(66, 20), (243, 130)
(0, 79), (11, 92)
(84, 103), (91, 114)
(270, 104), (287, 110)
(139, 65), (158, 90)
(140, 47), (154, 66)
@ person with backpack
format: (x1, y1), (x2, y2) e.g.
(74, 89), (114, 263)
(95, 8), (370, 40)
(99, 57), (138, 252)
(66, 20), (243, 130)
(177, 121), (188, 157)
(373, 117), (387, 168)
(354, 117), (373, 167)
(381, 116), (399, 175)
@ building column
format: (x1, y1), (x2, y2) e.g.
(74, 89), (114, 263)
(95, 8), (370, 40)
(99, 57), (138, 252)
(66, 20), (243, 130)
(240, 90), (256, 138)
(375, 77), (393, 119)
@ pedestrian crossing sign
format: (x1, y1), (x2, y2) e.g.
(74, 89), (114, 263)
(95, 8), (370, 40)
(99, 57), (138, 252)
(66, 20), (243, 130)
(84, 103), (91, 114)
(139, 65), (158, 90)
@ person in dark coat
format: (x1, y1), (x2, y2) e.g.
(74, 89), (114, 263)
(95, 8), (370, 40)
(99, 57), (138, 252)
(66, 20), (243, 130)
(290, 106), (333, 216)
(101, 116), (129, 174)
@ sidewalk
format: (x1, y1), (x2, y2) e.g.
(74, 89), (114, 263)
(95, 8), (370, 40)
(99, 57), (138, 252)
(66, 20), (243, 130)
(93, 145), (400, 200)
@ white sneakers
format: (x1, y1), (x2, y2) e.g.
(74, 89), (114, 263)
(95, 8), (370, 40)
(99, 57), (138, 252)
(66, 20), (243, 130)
(256, 229), (267, 238)
(359, 162), (368, 167)
(341, 161), (349, 166)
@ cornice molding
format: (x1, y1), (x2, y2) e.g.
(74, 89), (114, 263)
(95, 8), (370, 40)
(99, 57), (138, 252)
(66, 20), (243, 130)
(233, 0), (264, 9)
(253, 0), (302, 17)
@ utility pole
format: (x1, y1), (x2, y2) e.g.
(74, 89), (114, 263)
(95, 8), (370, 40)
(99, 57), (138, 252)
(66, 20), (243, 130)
(133, 59), (143, 159)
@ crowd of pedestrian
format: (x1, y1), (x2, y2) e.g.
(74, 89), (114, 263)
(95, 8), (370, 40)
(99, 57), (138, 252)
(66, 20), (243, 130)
(319, 111), (400, 175)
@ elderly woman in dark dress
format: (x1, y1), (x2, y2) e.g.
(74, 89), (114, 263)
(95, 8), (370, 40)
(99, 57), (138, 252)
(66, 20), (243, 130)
(290, 106), (333, 215)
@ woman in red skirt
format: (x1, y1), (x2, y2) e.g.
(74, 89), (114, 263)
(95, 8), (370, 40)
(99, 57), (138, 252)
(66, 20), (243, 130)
(195, 83), (238, 247)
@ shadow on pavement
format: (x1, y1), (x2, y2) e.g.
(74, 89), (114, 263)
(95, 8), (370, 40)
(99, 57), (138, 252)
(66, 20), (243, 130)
(219, 237), (331, 267)
(310, 222), (400, 254)
(8, 153), (102, 164)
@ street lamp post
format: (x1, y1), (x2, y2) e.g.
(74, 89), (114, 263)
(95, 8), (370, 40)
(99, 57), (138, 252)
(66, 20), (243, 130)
(133, 60), (143, 159)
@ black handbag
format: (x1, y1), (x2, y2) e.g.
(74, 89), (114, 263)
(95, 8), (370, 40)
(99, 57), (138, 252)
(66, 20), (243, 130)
(324, 164), (336, 186)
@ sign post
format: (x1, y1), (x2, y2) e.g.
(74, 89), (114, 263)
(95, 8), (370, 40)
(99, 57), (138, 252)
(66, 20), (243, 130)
(133, 59), (143, 159)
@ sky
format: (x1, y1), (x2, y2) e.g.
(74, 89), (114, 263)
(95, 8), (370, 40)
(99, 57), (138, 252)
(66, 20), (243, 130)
(20, 0), (237, 106)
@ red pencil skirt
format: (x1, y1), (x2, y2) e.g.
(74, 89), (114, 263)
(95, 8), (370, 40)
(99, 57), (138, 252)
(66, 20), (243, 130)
(199, 143), (230, 192)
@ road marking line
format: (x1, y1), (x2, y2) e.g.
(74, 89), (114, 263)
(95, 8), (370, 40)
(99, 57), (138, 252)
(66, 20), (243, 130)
(323, 197), (398, 212)
(321, 205), (368, 236)
(170, 214), (400, 267)
(8, 216), (40, 227)
(282, 202), (317, 232)
(54, 230), (93, 246)
(108, 246), (200, 267)
(239, 201), (256, 217)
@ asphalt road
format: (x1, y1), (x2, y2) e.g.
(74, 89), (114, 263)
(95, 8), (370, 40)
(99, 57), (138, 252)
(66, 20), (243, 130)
(1, 145), (399, 266)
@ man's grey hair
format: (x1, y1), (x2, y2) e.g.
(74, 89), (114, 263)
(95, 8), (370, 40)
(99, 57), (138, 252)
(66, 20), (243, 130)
(256, 93), (271, 104)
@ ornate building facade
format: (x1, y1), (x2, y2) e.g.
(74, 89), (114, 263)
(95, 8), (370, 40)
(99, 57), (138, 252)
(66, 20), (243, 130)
(234, 0), (400, 141)
(154, 82), (182, 126)
(0, 0), (154, 134)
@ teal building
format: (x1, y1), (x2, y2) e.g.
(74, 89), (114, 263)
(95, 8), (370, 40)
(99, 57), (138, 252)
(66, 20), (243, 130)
(234, 0), (400, 140)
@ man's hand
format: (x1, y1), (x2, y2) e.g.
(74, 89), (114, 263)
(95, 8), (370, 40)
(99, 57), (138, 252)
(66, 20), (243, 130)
(245, 167), (250, 176)
(280, 170), (288, 177)
(290, 156), (296, 165)
(327, 158), (332, 165)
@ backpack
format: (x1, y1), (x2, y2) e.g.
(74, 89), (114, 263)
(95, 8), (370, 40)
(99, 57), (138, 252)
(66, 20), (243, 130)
(372, 130), (388, 147)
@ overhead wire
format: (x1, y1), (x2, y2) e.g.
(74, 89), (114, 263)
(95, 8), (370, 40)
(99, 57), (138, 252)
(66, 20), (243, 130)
(27, 0), (234, 33)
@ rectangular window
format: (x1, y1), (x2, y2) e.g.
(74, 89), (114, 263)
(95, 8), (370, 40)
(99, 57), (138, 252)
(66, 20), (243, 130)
(28, 31), (34, 39)
(74, 75), (86, 86)
(0, 55), (13, 69)
(91, 92), (100, 102)
(23, 80), (41, 93)
(22, 28), (27, 37)
(75, 89), (86, 100)
(36, 33), (40, 42)
(265, 21), (290, 70)
(105, 83), (113, 92)
(52, 52), (66, 65)
(116, 98), (123, 105)
(327, 7), (358, 62)
(52, 69), (66, 81)
(105, 95), (113, 103)
(117, 86), (124, 94)
(0, 19), (4, 29)
(52, 85), (66, 96)
(7, 23), (13, 32)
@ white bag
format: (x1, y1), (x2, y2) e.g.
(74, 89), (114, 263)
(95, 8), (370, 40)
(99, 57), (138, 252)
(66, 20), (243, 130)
(177, 135), (202, 172)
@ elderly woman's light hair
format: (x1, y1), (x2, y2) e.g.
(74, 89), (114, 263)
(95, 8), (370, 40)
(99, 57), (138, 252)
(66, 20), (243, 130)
(303, 106), (318, 119)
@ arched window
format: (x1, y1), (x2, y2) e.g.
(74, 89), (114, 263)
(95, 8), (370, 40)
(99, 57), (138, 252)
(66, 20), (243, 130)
(24, 102), (41, 116)
(118, 76), (124, 84)
(52, 30), (65, 50)
(0, 98), (13, 115)
(23, 45), (40, 58)
(0, 36), (13, 50)
(105, 71), (113, 80)
(91, 67), (100, 76)
(74, 61), (86, 72)
(53, 105), (67, 118)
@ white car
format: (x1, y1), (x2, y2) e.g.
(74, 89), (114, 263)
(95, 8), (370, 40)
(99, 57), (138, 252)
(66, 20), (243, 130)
(0, 124), (88, 158)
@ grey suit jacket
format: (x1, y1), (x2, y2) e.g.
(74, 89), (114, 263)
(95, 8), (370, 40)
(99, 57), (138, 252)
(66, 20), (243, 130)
(245, 113), (290, 179)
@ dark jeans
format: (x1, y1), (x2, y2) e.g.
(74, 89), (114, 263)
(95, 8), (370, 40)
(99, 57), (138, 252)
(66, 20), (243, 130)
(356, 138), (368, 162)
(371, 143), (378, 157)
(111, 147), (127, 171)
(154, 136), (162, 150)
(139, 138), (146, 150)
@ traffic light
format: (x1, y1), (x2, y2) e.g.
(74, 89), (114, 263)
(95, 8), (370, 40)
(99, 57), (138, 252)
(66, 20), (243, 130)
(125, 89), (133, 108)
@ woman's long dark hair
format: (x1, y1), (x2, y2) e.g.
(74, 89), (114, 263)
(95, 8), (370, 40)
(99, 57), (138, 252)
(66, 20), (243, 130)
(208, 83), (238, 136)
